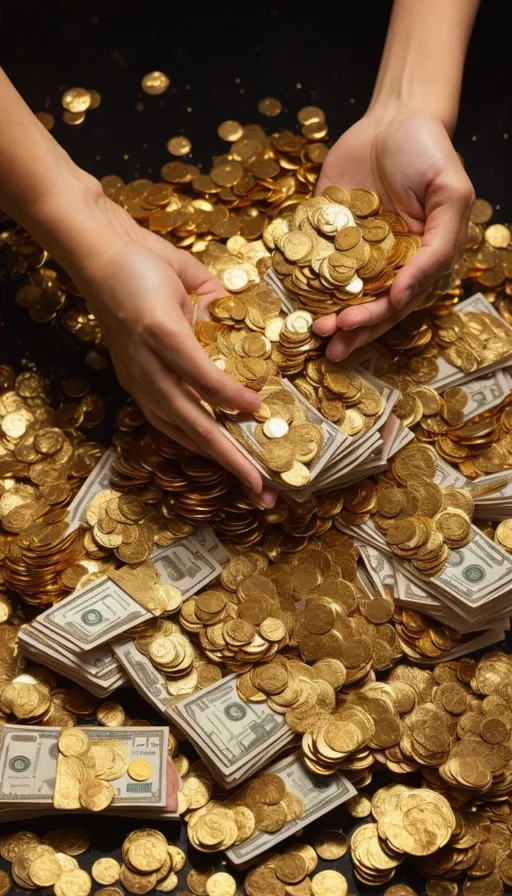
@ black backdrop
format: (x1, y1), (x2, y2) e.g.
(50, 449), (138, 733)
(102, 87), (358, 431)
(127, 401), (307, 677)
(0, 2), (511, 894)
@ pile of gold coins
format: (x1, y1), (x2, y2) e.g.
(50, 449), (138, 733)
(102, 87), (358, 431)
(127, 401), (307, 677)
(225, 381), (324, 489)
(295, 362), (385, 433)
(269, 186), (421, 314)
(132, 617), (204, 697)
(363, 443), (474, 576)
(0, 827), (91, 893)
(109, 562), (184, 615)
(188, 770), (304, 852)
(350, 786), (455, 887)
(55, 727), (147, 812)
(433, 308), (512, 375)
(244, 850), (351, 896)
(181, 579), (290, 671)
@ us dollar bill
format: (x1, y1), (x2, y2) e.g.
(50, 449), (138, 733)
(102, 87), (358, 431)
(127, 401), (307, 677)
(429, 293), (512, 390)
(66, 448), (117, 533)
(36, 531), (223, 652)
(226, 751), (356, 867)
(356, 542), (395, 595)
(113, 639), (176, 717)
(455, 368), (511, 421)
(225, 377), (348, 485)
(35, 577), (151, 652)
(192, 523), (231, 566)
(0, 724), (168, 808)
(18, 624), (126, 695)
(167, 674), (293, 785)
(403, 525), (512, 614)
(151, 532), (223, 593)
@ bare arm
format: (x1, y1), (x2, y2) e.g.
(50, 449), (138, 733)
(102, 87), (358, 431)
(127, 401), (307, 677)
(315, 0), (479, 361)
(370, 0), (480, 135)
(0, 68), (274, 503)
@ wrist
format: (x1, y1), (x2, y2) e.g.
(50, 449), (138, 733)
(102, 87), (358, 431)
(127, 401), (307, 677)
(23, 165), (124, 282)
(367, 91), (458, 137)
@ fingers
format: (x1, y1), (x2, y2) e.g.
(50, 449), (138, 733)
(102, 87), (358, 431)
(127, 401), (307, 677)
(146, 290), (260, 414)
(139, 353), (263, 493)
(246, 487), (278, 510)
(334, 295), (397, 332)
(166, 757), (179, 813)
(326, 289), (427, 362)
(312, 312), (338, 337)
(167, 384), (263, 493)
(144, 411), (211, 456)
(390, 163), (474, 310)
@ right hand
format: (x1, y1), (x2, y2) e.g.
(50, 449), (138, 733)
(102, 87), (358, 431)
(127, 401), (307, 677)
(57, 186), (276, 504)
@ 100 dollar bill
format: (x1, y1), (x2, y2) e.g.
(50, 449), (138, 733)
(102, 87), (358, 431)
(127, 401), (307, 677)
(0, 724), (167, 808)
(36, 531), (223, 651)
(225, 377), (348, 486)
(66, 448), (117, 533)
(226, 751), (356, 867)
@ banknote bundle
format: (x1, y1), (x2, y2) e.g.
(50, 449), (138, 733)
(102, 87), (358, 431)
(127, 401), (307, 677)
(189, 751), (356, 868)
(0, 724), (178, 821)
(112, 648), (295, 787)
(18, 530), (224, 695)
(224, 373), (407, 500)
(423, 292), (512, 391)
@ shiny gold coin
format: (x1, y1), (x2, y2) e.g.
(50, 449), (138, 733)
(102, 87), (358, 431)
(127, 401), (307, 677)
(141, 71), (170, 95)
(258, 97), (282, 117)
(92, 859), (121, 886)
(61, 87), (91, 112)
(205, 871), (237, 896)
(217, 120), (244, 142)
(167, 136), (192, 156)
(127, 759), (153, 782)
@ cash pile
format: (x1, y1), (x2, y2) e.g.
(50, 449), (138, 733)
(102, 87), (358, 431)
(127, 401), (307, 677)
(350, 786), (455, 887)
(379, 292), (512, 392)
(0, 724), (178, 821)
(199, 301), (404, 493)
(191, 752), (355, 868)
(18, 529), (223, 694)
(266, 187), (420, 315)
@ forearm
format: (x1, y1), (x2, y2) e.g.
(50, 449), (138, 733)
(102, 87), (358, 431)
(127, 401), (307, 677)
(368, 0), (480, 134)
(0, 68), (103, 264)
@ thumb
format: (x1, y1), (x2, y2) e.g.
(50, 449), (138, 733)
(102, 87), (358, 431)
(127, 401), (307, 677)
(390, 168), (474, 309)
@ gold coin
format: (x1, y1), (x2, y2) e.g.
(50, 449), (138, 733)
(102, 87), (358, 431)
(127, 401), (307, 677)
(92, 859), (121, 886)
(167, 136), (192, 156)
(61, 87), (91, 112)
(258, 97), (282, 117)
(54, 869), (92, 896)
(217, 120), (243, 142)
(141, 71), (170, 95)
(205, 872), (237, 896)
(314, 830), (348, 860)
(280, 461), (311, 488)
(311, 870), (348, 896)
(127, 759), (153, 781)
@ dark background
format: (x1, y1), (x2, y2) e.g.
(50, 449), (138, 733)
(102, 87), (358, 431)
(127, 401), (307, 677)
(0, 2), (511, 894)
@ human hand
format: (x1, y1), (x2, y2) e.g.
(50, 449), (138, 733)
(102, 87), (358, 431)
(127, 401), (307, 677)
(50, 181), (275, 504)
(314, 110), (475, 361)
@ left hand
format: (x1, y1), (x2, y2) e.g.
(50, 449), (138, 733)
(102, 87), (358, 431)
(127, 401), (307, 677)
(313, 109), (475, 361)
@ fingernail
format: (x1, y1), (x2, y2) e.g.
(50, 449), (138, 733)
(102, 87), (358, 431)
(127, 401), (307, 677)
(260, 488), (277, 509)
(348, 311), (370, 330)
(329, 348), (349, 363)
(397, 286), (415, 308)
